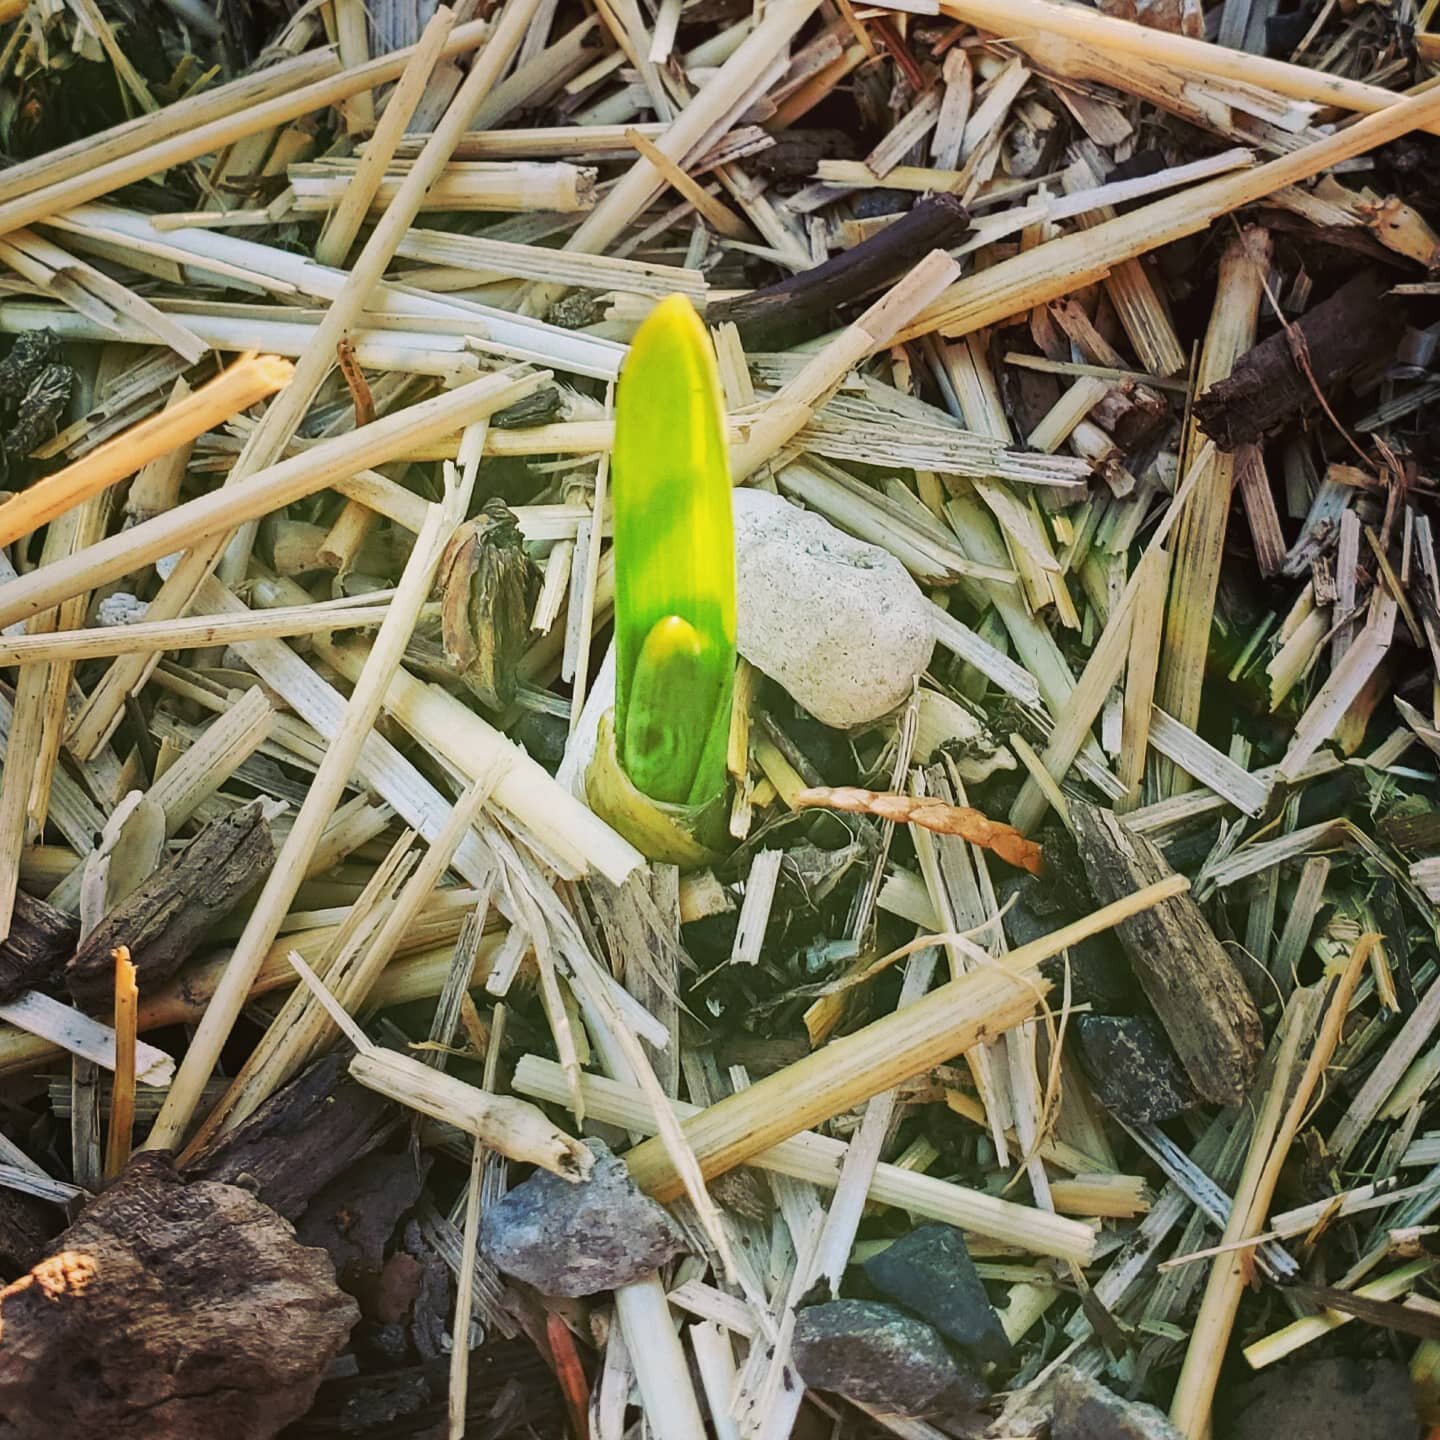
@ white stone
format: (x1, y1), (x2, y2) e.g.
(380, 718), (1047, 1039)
(733, 489), (936, 728)
(95, 593), (147, 628)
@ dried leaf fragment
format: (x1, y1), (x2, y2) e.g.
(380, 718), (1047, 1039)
(335, 338), (374, 427)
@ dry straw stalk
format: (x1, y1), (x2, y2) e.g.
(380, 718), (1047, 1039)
(513, 1056), (1096, 1262)
(103, 949), (138, 1179)
(0, 368), (546, 633)
(0, 48), (339, 208)
(1169, 936), (1375, 1436)
(142, 450), (476, 1154)
(941, 0), (1440, 131)
(1155, 226), (1271, 795)
(0, 355), (293, 550)
(899, 82), (1440, 342)
(0, 18), (498, 235)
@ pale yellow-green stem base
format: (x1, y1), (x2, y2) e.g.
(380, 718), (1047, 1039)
(586, 711), (726, 869)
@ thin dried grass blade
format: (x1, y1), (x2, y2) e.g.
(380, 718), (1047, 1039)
(795, 785), (1044, 874)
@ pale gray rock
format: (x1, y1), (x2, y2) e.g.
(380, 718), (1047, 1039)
(478, 1139), (687, 1297)
(733, 490), (935, 727)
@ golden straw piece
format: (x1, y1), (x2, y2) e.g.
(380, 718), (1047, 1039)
(623, 127), (749, 240)
(313, 14), (461, 268)
(0, 51), (337, 210)
(1169, 935), (1377, 1436)
(0, 21), (495, 237)
(280, 948), (594, 1182)
(143, 451), (476, 1155)
(522, 0), (823, 314)
(900, 81), (1440, 344)
(0, 354), (294, 550)
(104, 946), (138, 1180)
(0, 368), (546, 633)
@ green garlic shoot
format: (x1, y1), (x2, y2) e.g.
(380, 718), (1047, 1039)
(611, 294), (735, 808)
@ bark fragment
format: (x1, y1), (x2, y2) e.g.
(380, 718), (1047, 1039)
(65, 799), (275, 1011)
(0, 1153), (356, 1440)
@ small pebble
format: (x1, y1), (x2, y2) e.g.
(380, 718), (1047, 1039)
(790, 1298), (988, 1418)
(733, 489), (935, 728)
(1052, 1365), (1184, 1440)
(95, 592), (146, 627)
(862, 1223), (1011, 1364)
(478, 1139), (688, 1297)
(1073, 1014), (1199, 1124)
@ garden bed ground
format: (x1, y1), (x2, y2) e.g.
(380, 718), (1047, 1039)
(1, 0), (1440, 1436)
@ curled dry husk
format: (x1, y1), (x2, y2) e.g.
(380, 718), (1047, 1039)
(437, 498), (538, 711)
(585, 711), (726, 869)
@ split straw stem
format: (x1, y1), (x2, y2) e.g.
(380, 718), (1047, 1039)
(313, 9), (455, 268)
(0, 597), (412, 666)
(1169, 936), (1376, 1437)
(0, 49), (340, 210)
(0, 19), (497, 236)
(141, 442), (479, 1154)
(0, 935), (505, 1078)
(522, 0), (823, 313)
(941, 0), (1440, 134)
(513, 1057), (1096, 1262)
(0, 368), (546, 632)
(58, 4), (483, 764)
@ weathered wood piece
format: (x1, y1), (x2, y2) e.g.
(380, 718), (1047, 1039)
(1090, 377), (1171, 450)
(65, 800), (275, 1010)
(0, 1189), (61, 1283)
(1071, 801), (1262, 1107)
(0, 1152), (356, 1440)
(1193, 272), (1406, 449)
(708, 193), (970, 348)
(186, 1053), (397, 1220)
(0, 891), (78, 1002)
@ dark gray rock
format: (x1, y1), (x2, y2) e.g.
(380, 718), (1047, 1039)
(997, 875), (1133, 1014)
(479, 1139), (688, 1297)
(862, 1224), (1011, 1364)
(1072, 1014), (1199, 1123)
(791, 1299), (988, 1417)
(1222, 1356), (1422, 1440)
(1052, 1366), (1183, 1440)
